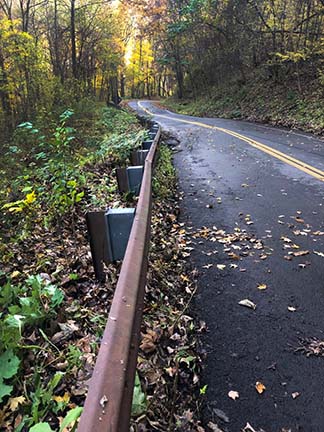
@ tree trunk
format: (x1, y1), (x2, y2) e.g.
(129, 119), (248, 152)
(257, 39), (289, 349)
(71, 0), (77, 78)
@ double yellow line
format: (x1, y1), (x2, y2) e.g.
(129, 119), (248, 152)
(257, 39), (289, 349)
(138, 101), (324, 182)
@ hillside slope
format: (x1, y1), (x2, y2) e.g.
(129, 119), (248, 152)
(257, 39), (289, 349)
(164, 78), (324, 136)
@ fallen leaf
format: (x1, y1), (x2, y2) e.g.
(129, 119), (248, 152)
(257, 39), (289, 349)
(238, 299), (256, 310)
(255, 381), (266, 394)
(292, 250), (309, 257)
(207, 422), (224, 432)
(180, 274), (190, 282)
(242, 423), (258, 432)
(295, 217), (305, 223)
(52, 392), (70, 404)
(228, 252), (240, 260)
(281, 236), (291, 243)
(257, 284), (267, 290)
(9, 396), (25, 412)
(213, 408), (229, 423)
(228, 390), (239, 400)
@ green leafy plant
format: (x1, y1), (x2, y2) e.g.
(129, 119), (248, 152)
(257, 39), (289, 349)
(29, 372), (64, 424)
(29, 406), (83, 432)
(66, 345), (82, 371)
(131, 372), (147, 417)
(0, 349), (20, 402)
(0, 275), (64, 351)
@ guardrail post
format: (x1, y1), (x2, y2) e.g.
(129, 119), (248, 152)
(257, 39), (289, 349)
(127, 166), (144, 195)
(86, 211), (110, 281)
(142, 140), (153, 150)
(105, 208), (135, 261)
(116, 166), (144, 195)
(131, 149), (149, 166)
(116, 167), (128, 193)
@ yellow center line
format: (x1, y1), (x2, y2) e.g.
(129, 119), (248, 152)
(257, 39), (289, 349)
(138, 101), (324, 182)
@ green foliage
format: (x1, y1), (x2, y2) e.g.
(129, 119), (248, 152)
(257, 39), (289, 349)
(199, 384), (208, 395)
(0, 102), (144, 428)
(131, 373), (147, 417)
(153, 145), (176, 199)
(66, 345), (82, 371)
(30, 423), (54, 432)
(58, 406), (83, 432)
(0, 349), (20, 402)
(0, 275), (64, 352)
(29, 372), (64, 424)
(29, 406), (83, 432)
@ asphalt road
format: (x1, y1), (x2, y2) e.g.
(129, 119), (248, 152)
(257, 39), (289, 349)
(130, 100), (324, 432)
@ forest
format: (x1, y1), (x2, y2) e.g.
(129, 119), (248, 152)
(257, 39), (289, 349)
(0, 0), (324, 135)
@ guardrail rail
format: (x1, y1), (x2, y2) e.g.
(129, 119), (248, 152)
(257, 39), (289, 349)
(78, 126), (161, 432)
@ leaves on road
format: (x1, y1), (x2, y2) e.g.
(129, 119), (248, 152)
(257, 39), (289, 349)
(255, 381), (266, 394)
(239, 299), (256, 310)
(257, 284), (267, 290)
(228, 390), (240, 400)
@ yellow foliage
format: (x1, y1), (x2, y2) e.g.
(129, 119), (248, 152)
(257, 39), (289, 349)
(25, 191), (36, 205)
(52, 392), (70, 404)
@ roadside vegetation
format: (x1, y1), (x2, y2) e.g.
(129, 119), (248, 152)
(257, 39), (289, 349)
(163, 79), (324, 135)
(0, 103), (145, 430)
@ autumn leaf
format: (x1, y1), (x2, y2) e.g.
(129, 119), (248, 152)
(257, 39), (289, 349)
(257, 284), (267, 290)
(255, 381), (266, 394)
(53, 392), (70, 404)
(207, 422), (224, 431)
(293, 250), (309, 257)
(9, 396), (25, 412)
(295, 216), (304, 223)
(228, 390), (239, 400)
(180, 274), (190, 282)
(238, 299), (256, 310)
(25, 191), (36, 205)
(228, 252), (240, 260)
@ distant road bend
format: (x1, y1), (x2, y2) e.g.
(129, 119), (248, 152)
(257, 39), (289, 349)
(131, 100), (324, 432)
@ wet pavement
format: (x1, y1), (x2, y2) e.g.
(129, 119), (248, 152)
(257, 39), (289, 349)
(130, 100), (324, 432)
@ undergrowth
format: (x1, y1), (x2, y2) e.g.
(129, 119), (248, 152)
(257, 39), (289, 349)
(0, 101), (146, 431)
(163, 76), (324, 135)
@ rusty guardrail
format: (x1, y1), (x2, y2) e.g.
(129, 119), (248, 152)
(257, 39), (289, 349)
(78, 126), (161, 432)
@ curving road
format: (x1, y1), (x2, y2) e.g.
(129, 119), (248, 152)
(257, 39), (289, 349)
(130, 100), (324, 432)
